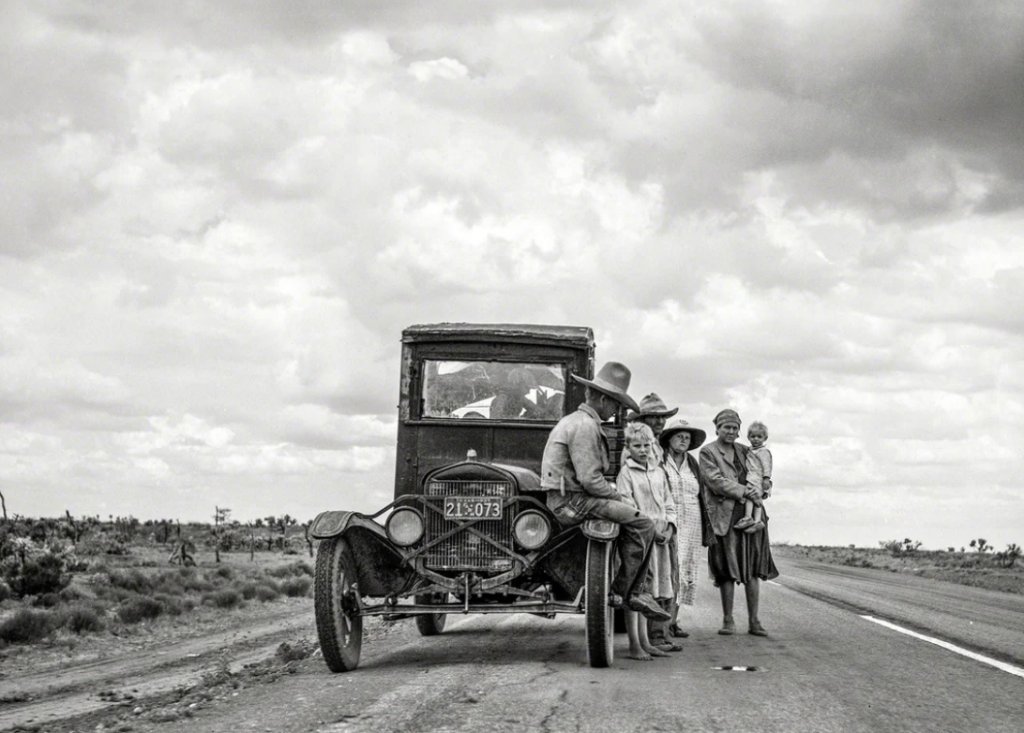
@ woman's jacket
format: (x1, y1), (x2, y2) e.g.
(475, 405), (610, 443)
(698, 441), (754, 538)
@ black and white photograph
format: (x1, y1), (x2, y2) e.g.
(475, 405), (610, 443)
(1, 2), (1022, 731)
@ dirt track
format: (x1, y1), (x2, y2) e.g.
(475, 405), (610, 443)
(0, 599), (317, 732)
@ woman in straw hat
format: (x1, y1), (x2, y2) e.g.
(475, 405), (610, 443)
(659, 416), (713, 639)
(699, 409), (778, 637)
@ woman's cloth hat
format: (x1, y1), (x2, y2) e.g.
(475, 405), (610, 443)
(659, 416), (707, 451)
(625, 392), (679, 421)
(571, 362), (641, 413)
(713, 408), (741, 428)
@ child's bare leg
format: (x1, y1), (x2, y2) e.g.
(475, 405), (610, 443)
(735, 499), (756, 529)
(626, 610), (652, 660)
(639, 617), (668, 657)
(745, 499), (766, 533)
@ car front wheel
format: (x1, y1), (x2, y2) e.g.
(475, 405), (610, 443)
(314, 536), (363, 672)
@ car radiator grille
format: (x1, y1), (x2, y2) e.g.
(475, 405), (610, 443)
(424, 480), (515, 572)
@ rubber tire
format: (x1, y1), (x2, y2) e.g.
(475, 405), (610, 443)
(314, 537), (363, 672)
(414, 594), (447, 636)
(585, 539), (614, 668)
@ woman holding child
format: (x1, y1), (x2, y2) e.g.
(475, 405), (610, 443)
(699, 409), (778, 637)
(659, 417), (713, 639)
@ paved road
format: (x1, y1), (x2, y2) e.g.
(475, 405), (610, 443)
(8, 560), (1021, 732)
(136, 558), (1023, 733)
(774, 556), (1024, 666)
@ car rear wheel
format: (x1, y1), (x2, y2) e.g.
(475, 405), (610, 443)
(585, 538), (614, 668)
(314, 536), (363, 672)
(414, 594), (448, 636)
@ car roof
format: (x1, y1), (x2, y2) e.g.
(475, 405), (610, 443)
(402, 323), (594, 348)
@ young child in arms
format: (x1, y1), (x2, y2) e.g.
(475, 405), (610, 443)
(735, 421), (773, 534)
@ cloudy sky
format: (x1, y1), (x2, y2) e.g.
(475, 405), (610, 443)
(2, 1), (1022, 550)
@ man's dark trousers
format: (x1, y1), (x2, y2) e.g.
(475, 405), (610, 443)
(548, 492), (656, 598)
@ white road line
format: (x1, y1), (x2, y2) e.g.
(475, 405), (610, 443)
(860, 615), (1024, 679)
(766, 580), (781, 586)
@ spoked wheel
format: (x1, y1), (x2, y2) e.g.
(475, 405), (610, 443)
(314, 537), (363, 672)
(414, 594), (448, 636)
(585, 538), (615, 668)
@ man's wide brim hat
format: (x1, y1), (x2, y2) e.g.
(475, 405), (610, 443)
(625, 392), (679, 421)
(571, 362), (640, 413)
(659, 416), (707, 451)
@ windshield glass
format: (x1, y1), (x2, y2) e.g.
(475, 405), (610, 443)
(422, 360), (566, 421)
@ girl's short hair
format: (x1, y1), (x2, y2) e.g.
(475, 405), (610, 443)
(624, 422), (655, 443)
(748, 420), (769, 438)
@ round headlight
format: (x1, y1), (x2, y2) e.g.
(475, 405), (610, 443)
(513, 511), (551, 550)
(386, 508), (424, 547)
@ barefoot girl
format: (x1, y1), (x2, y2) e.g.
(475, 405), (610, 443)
(617, 422), (678, 658)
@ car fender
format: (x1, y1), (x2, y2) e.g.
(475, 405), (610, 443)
(309, 511), (414, 597)
(309, 511), (388, 541)
(581, 519), (620, 541)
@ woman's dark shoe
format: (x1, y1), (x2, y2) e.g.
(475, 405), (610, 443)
(718, 617), (736, 635)
(748, 621), (768, 637)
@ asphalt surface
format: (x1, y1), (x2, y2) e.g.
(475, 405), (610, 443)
(133, 557), (1023, 733)
(9, 559), (1021, 732)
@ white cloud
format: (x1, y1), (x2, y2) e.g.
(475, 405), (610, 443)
(1, 1), (1023, 549)
(408, 57), (469, 82)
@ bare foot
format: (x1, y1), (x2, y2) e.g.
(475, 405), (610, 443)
(628, 645), (653, 661)
(643, 643), (669, 658)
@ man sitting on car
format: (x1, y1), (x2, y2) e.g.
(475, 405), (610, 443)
(541, 361), (670, 622)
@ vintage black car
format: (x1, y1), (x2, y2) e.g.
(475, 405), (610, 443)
(309, 323), (628, 671)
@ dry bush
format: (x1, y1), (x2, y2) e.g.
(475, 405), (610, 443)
(31, 592), (62, 608)
(0, 608), (57, 644)
(61, 604), (106, 634)
(117, 596), (165, 623)
(58, 586), (85, 602)
(153, 593), (194, 616)
(279, 576), (312, 597)
(3, 553), (72, 597)
(265, 561), (312, 579)
(176, 569), (215, 593)
(106, 568), (153, 594)
(254, 583), (280, 602)
(237, 581), (261, 600)
(202, 589), (243, 609)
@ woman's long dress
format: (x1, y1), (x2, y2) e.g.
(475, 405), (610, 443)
(702, 445), (779, 585)
(664, 455), (702, 606)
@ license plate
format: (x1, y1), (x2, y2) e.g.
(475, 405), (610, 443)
(443, 496), (503, 520)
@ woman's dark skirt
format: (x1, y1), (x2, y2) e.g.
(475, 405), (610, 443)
(708, 502), (779, 586)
